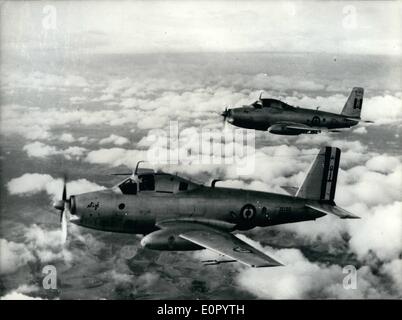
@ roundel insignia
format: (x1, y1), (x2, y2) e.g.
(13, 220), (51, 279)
(312, 116), (320, 126)
(240, 204), (256, 220)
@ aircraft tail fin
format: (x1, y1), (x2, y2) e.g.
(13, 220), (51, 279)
(296, 146), (341, 201)
(341, 87), (364, 118)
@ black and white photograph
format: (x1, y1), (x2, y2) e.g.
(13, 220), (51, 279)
(0, 0), (401, 303)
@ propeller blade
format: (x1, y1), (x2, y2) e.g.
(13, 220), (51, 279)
(55, 174), (70, 244)
(60, 209), (68, 244)
(221, 107), (227, 117)
(62, 175), (67, 201)
(221, 107), (231, 121)
(221, 107), (228, 126)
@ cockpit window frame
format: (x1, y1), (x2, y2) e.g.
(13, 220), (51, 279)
(179, 181), (189, 191)
(118, 178), (138, 195)
(251, 101), (263, 109)
(262, 99), (294, 110)
(138, 174), (155, 192)
(115, 172), (200, 195)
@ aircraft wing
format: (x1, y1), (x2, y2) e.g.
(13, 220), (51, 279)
(269, 122), (322, 134)
(176, 224), (283, 267)
(270, 122), (343, 134)
(345, 117), (374, 123)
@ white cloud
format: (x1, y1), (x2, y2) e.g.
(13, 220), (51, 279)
(24, 224), (73, 263)
(110, 270), (133, 283)
(1, 292), (44, 300)
(77, 136), (97, 145)
(22, 142), (87, 160)
(338, 163), (402, 207)
(279, 215), (348, 243)
(85, 148), (147, 168)
(63, 146), (87, 160)
(363, 95), (402, 124)
(70, 96), (86, 104)
(59, 133), (75, 143)
(0, 239), (35, 274)
(366, 155), (400, 174)
(348, 202), (402, 261)
(7, 173), (106, 200)
(236, 248), (341, 299)
(7, 173), (54, 196)
(93, 93), (115, 102)
(136, 272), (159, 288)
(197, 234), (391, 299)
(353, 127), (367, 134)
(381, 259), (402, 294)
(233, 235), (339, 299)
(0, 223), (86, 278)
(5, 71), (89, 91)
(23, 142), (59, 158)
(99, 134), (130, 146)
(137, 116), (168, 130)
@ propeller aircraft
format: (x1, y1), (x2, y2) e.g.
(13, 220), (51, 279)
(222, 87), (373, 135)
(53, 146), (359, 268)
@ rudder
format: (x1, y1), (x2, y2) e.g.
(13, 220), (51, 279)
(296, 146), (341, 201)
(341, 87), (364, 118)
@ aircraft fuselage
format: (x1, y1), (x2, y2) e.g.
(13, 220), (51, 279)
(228, 106), (359, 132)
(69, 187), (325, 235)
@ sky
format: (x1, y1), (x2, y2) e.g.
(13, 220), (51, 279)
(0, 0), (401, 300)
(1, 1), (401, 55)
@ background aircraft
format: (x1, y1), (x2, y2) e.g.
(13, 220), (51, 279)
(221, 87), (373, 135)
(54, 146), (359, 268)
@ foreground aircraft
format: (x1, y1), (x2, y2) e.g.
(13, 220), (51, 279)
(54, 146), (359, 267)
(222, 87), (373, 135)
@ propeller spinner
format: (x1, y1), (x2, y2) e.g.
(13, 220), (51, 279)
(221, 107), (232, 125)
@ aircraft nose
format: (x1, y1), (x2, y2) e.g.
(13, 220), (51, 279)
(222, 108), (234, 123)
(67, 195), (80, 223)
(70, 195), (77, 216)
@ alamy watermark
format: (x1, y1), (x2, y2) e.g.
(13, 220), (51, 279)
(342, 5), (358, 29)
(342, 265), (357, 290)
(144, 121), (255, 175)
(42, 265), (57, 290)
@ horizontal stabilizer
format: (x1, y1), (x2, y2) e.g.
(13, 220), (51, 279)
(306, 203), (360, 219)
(345, 117), (374, 123)
(281, 186), (298, 196)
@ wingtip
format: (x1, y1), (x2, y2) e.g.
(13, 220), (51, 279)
(342, 215), (361, 219)
(254, 262), (284, 268)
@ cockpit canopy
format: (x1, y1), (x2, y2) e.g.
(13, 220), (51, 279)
(251, 98), (295, 110)
(117, 172), (199, 195)
(251, 100), (263, 109)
